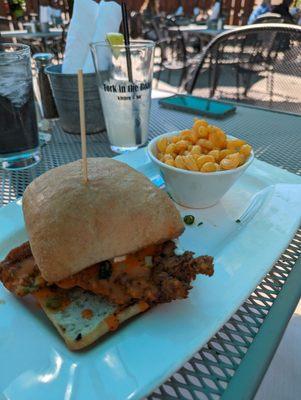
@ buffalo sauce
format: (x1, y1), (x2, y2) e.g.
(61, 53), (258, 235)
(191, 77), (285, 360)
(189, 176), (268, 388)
(34, 287), (54, 300)
(81, 308), (94, 320)
(105, 315), (119, 331)
(138, 301), (150, 312)
(56, 244), (161, 305)
(34, 288), (71, 312)
(113, 244), (158, 273)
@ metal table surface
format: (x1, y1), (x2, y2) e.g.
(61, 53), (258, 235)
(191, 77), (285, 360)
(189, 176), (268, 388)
(1, 99), (301, 400)
(168, 24), (236, 37)
(0, 28), (63, 39)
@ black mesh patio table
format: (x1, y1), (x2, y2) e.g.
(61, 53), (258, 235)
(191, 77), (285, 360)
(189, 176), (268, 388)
(1, 98), (301, 400)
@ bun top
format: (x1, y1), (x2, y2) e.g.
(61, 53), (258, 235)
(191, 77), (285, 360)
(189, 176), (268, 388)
(22, 158), (184, 282)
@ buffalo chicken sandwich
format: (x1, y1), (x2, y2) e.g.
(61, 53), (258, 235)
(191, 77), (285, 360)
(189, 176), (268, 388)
(0, 158), (213, 350)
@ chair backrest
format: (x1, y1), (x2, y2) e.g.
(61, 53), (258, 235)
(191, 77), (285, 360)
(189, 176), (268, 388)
(154, 16), (188, 65)
(186, 23), (301, 114)
(130, 11), (143, 38)
(141, 15), (162, 42)
(254, 12), (284, 24)
(0, 16), (13, 32)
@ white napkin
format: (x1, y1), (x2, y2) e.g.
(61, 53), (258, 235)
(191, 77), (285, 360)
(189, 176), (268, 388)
(62, 0), (99, 74)
(209, 2), (221, 20)
(83, 1), (122, 73)
(62, 0), (122, 74)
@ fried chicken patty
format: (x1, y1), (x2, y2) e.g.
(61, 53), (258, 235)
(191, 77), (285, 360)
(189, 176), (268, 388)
(0, 241), (214, 306)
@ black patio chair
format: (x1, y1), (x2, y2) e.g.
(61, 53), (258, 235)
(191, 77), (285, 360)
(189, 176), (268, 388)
(153, 16), (190, 91)
(254, 12), (284, 24)
(45, 24), (67, 62)
(0, 16), (12, 32)
(186, 23), (301, 114)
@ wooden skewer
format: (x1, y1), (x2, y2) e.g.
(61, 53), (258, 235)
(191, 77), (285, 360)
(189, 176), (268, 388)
(77, 69), (88, 184)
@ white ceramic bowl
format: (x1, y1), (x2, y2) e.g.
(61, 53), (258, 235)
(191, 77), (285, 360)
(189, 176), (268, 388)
(147, 131), (254, 209)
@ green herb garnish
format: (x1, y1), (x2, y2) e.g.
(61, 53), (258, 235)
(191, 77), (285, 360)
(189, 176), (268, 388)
(22, 284), (40, 295)
(98, 260), (112, 280)
(75, 333), (82, 341)
(184, 215), (195, 225)
(46, 296), (62, 310)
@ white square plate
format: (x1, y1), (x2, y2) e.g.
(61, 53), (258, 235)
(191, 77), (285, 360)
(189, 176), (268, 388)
(0, 149), (301, 400)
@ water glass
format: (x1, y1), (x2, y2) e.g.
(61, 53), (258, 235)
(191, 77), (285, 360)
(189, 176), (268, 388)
(0, 43), (40, 170)
(90, 40), (155, 153)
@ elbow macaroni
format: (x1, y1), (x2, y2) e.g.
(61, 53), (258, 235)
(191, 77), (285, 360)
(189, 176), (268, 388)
(156, 119), (253, 173)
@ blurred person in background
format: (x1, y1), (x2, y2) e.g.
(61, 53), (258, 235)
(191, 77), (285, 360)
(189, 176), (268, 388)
(175, 0), (183, 16)
(289, 1), (301, 23)
(193, 0), (201, 17)
(39, 0), (62, 25)
(248, 0), (271, 24)
(208, 0), (221, 21)
(140, 0), (160, 17)
(272, 0), (294, 22)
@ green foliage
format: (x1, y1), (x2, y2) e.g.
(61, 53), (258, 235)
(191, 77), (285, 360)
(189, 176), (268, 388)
(10, 0), (25, 8)
(8, 0), (25, 18)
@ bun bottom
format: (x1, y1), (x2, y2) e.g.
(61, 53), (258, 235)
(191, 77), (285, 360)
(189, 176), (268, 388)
(33, 287), (149, 351)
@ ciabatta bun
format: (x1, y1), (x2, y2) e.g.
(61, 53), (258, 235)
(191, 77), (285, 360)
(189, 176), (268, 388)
(23, 158), (184, 282)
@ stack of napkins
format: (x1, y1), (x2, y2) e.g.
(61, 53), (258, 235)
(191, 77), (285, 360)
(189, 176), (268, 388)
(62, 0), (122, 74)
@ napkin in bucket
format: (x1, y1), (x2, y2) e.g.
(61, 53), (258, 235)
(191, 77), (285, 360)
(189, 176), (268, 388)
(62, 0), (122, 74)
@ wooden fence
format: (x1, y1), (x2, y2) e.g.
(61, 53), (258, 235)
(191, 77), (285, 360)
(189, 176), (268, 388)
(125, 0), (255, 25)
(2, 0), (255, 26)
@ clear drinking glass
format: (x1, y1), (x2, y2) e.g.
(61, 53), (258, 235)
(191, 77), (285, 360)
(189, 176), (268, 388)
(90, 40), (155, 153)
(0, 43), (40, 170)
